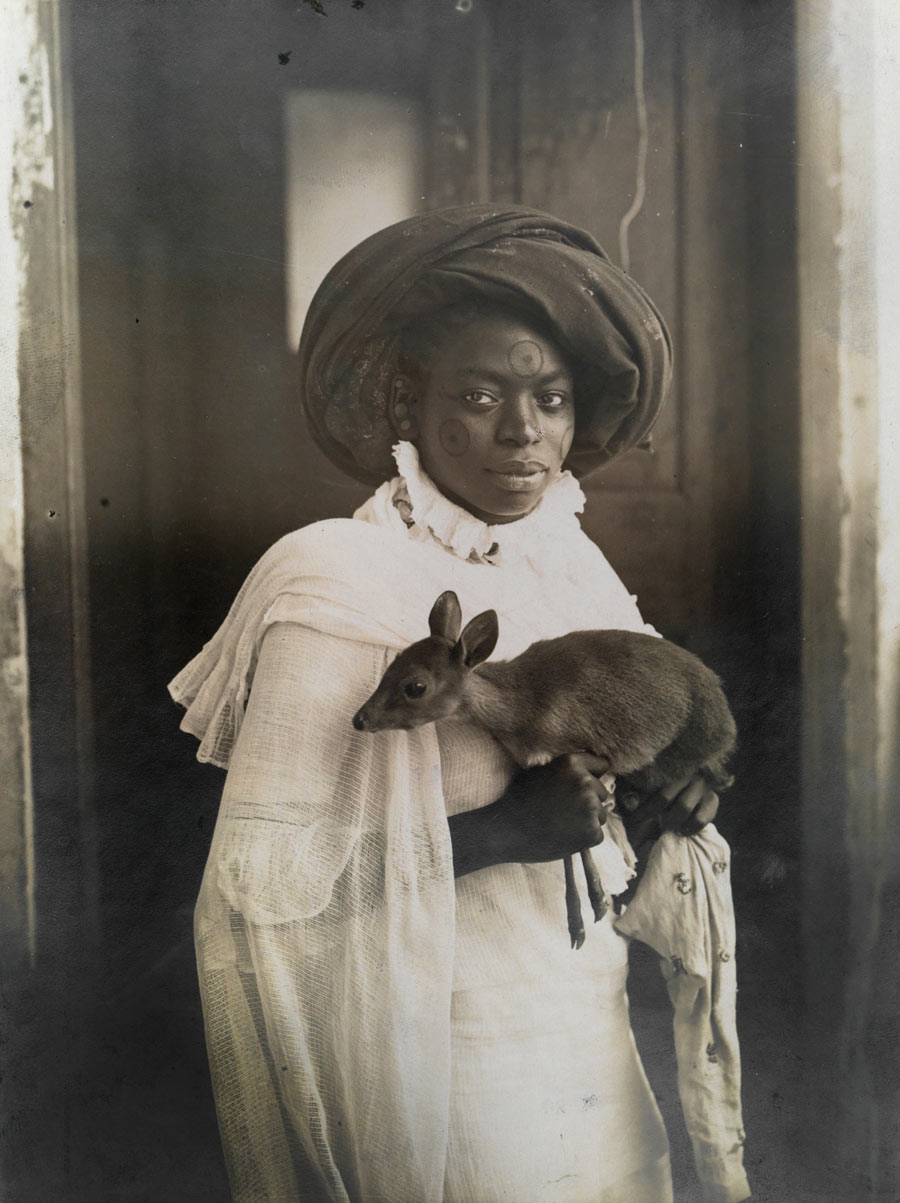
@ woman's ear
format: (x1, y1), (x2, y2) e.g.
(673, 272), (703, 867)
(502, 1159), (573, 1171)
(389, 373), (420, 439)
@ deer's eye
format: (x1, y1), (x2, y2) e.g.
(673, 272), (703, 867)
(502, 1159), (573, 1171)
(404, 681), (427, 699)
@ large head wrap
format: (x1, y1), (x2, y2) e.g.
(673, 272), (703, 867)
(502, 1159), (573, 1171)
(299, 204), (673, 484)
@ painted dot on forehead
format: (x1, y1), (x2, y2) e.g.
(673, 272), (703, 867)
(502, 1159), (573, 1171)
(508, 339), (544, 377)
(439, 419), (470, 457)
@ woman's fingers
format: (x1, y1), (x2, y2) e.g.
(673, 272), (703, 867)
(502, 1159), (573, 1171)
(569, 781), (605, 845)
(660, 774), (719, 834)
(660, 772), (696, 802)
(494, 754), (610, 861)
(659, 775), (705, 831)
(622, 773), (720, 840)
(568, 752), (611, 780)
(680, 787), (719, 835)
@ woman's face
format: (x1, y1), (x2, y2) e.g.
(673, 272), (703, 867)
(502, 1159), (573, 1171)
(396, 312), (576, 525)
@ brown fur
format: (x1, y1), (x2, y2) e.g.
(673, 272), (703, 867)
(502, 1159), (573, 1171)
(353, 593), (736, 798)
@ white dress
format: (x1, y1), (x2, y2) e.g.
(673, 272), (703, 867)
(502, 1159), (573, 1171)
(170, 443), (750, 1203)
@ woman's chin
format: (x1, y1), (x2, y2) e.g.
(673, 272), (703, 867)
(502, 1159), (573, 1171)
(464, 485), (548, 524)
(426, 466), (554, 525)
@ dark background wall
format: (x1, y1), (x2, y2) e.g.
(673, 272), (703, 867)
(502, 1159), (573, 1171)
(10, 2), (802, 1199)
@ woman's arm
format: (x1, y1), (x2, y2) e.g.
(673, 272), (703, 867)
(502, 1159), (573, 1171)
(212, 621), (452, 923)
(449, 753), (611, 877)
(202, 621), (456, 1203)
(450, 759), (720, 878)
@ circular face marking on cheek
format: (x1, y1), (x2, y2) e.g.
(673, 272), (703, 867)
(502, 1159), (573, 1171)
(508, 339), (544, 377)
(439, 419), (470, 457)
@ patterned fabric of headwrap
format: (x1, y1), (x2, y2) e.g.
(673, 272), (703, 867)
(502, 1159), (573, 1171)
(298, 203), (673, 485)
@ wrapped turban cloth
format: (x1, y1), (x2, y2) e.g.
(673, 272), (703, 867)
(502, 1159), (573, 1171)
(299, 203), (673, 485)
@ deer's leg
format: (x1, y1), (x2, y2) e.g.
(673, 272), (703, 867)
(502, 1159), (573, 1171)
(580, 848), (607, 922)
(564, 855), (585, 950)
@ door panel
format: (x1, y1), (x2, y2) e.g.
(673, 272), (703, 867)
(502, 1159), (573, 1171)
(426, 0), (752, 644)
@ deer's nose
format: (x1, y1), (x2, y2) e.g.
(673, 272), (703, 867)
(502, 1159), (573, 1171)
(352, 709), (368, 731)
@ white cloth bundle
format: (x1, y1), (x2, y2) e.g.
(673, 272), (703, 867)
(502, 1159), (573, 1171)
(171, 446), (749, 1203)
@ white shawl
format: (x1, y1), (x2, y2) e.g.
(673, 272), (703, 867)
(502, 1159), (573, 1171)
(170, 446), (749, 1203)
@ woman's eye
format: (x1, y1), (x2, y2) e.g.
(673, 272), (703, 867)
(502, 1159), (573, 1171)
(404, 681), (427, 698)
(539, 391), (569, 409)
(461, 390), (497, 407)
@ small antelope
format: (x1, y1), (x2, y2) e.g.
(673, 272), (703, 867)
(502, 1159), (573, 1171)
(352, 591), (736, 948)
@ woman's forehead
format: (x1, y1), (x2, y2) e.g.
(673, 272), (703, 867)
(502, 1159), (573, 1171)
(429, 312), (572, 377)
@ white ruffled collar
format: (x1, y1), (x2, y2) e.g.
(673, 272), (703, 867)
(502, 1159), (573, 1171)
(389, 441), (585, 565)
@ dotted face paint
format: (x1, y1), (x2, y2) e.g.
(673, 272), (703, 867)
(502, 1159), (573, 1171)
(508, 339), (544, 377)
(439, 419), (470, 457)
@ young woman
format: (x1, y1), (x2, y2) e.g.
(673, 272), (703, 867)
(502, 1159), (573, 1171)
(171, 205), (750, 1203)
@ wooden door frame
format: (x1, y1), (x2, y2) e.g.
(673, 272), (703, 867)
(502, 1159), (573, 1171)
(3, 0), (96, 976)
(796, 1), (900, 1196)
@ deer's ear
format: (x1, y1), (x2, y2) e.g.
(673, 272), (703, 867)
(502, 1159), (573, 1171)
(456, 610), (498, 668)
(429, 591), (462, 643)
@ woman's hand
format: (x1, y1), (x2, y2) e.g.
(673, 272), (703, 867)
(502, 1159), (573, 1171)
(449, 753), (610, 878)
(620, 772), (720, 844)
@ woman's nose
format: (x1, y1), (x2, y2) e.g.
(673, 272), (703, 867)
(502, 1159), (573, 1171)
(496, 397), (542, 445)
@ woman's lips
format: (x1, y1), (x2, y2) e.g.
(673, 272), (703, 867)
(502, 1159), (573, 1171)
(486, 462), (549, 491)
